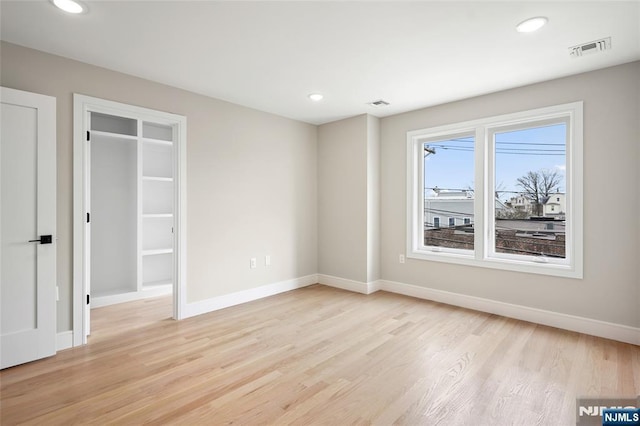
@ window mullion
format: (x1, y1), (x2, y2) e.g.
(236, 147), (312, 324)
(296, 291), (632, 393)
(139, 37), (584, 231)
(474, 126), (486, 260)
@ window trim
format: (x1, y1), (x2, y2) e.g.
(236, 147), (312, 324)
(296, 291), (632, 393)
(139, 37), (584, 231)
(406, 102), (583, 279)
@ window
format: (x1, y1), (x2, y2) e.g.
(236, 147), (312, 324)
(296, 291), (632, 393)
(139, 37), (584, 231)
(407, 102), (583, 278)
(421, 132), (476, 252)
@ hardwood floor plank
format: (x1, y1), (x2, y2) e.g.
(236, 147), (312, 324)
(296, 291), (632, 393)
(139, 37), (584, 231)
(1, 285), (638, 425)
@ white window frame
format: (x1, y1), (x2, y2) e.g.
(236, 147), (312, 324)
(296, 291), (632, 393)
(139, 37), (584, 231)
(407, 102), (583, 278)
(463, 217), (471, 225)
(448, 217), (455, 227)
(433, 216), (440, 229)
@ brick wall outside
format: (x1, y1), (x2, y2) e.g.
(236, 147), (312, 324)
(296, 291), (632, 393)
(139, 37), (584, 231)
(424, 228), (566, 258)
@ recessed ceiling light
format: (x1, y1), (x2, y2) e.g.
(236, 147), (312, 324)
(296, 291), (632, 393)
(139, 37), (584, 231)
(51, 0), (86, 14)
(516, 17), (548, 33)
(308, 93), (323, 102)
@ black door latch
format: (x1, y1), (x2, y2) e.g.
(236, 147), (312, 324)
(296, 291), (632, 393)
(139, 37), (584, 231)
(28, 235), (53, 244)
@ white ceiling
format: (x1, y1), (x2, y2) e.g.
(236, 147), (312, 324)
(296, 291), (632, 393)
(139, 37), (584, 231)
(1, 1), (639, 125)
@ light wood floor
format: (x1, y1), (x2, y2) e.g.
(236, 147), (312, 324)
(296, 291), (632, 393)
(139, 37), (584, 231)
(1, 284), (639, 425)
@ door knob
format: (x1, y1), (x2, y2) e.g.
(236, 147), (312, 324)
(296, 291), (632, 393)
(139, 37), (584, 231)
(28, 235), (53, 244)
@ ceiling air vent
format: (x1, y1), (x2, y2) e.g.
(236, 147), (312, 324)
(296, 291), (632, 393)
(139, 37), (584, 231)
(569, 37), (611, 57)
(368, 99), (390, 107)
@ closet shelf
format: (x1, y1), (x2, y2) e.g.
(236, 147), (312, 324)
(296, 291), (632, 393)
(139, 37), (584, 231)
(142, 280), (172, 289)
(142, 248), (173, 256)
(142, 176), (173, 182)
(91, 129), (138, 141)
(142, 213), (173, 218)
(142, 137), (173, 146)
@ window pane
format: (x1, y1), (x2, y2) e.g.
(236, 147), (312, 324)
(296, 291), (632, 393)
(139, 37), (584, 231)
(494, 123), (567, 259)
(423, 135), (475, 250)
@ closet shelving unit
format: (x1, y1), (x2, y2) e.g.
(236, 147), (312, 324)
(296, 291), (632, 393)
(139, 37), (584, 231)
(140, 122), (174, 293)
(90, 112), (175, 306)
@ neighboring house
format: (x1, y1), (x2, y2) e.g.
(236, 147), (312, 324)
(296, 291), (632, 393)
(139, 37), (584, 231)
(506, 194), (533, 214)
(505, 193), (566, 218)
(542, 193), (566, 218)
(424, 190), (507, 229)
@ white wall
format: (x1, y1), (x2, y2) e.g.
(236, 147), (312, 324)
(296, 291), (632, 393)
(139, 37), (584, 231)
(90, 137), (137, 296)
(318, 115), (368, 282)
(380, 61), (640, 328)
(317, 114), (381, 285)
(2, 40), (637, 333)
(366, 115), (380, 283)
(0, 41), (318, 330)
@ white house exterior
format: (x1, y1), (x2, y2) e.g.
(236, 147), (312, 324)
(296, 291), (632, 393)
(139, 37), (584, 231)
(542, 193), (566, 218)
(424, 190), (507, 229)
(507, 194), (533, 214)
(506, 192), (566, 218)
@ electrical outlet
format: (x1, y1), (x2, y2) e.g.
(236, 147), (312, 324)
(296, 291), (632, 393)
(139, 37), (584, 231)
(265, 255), (271, 266)
(399, 254), (405, 264)
(250, 257), (257, 269)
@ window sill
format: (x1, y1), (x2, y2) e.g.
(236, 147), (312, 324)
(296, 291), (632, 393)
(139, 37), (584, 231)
(407, 249), (582, 279)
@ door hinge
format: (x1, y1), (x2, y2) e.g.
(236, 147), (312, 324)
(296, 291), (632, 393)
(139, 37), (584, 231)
(87, 294), (90, 305)
(86, 212), (90, 223)
(86, 131), (90, 141)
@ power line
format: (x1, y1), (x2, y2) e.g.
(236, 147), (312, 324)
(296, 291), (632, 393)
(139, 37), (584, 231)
(493, 147), (565, 152)
(448, 137), (565, 146)
(424, 207), (475, 217)
(424, 145), (565, 155)
(423, 188), (567, 200)
(495, 142), (565, 146)
(495, 151), (565, 156)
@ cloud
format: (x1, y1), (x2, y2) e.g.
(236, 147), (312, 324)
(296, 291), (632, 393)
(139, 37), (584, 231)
(555, 164), (566, 171)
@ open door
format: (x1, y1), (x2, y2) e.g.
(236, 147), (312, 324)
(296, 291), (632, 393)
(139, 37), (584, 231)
(1, 87), (57, 369)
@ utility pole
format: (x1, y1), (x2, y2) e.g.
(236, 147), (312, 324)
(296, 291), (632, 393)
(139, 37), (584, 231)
(424, 146), (436, 157)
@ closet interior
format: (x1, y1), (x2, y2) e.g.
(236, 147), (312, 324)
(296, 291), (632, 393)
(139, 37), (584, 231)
(90, 111), (175, 306)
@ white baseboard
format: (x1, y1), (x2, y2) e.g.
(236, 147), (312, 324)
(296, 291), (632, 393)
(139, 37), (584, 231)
(56, 330), (73, 351)
(376, 279), (640, 346)
(182, 274), (318, 319)
(73, 272), (639, 347)
(317, 274), (379, 295)
(92, 285), (172, 308)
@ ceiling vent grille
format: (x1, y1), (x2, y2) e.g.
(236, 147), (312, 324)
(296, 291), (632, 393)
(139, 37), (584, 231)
(368, 99), (390, 107)
(569, 37), (611, 57)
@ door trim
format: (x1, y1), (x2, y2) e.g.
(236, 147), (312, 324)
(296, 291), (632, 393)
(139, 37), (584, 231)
(72, 94), (187, 346)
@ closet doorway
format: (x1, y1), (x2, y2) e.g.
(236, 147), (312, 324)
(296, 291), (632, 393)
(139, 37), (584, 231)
(73, 95), (187, 345)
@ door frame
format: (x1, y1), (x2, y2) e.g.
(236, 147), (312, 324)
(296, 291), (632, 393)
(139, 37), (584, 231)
(72, 94), (187, 346)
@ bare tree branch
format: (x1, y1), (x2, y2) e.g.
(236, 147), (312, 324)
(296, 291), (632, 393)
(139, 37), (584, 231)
(516, 169), (562, 216)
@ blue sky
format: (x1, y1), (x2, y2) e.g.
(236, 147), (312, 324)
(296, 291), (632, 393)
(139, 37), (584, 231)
(424, 123), (566, 201)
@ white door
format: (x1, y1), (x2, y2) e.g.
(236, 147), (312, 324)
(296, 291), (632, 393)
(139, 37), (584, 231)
(1, 87), (57, 369)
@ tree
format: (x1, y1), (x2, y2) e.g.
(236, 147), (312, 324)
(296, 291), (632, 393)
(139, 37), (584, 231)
(516, 169), (562, 216)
